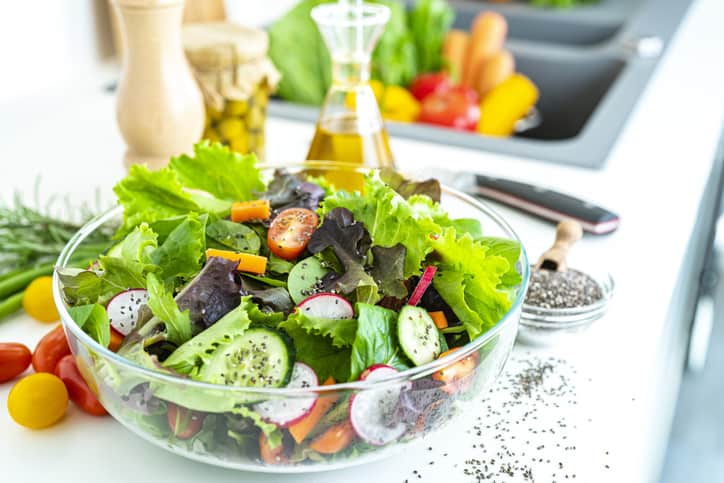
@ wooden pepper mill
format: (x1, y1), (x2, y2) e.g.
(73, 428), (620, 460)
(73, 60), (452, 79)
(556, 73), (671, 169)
(536, 219), (583, 272)
(113, 0), (205, 168)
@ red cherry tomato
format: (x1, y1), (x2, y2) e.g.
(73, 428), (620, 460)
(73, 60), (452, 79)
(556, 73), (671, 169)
(32, 324), (71, 373)
(167, 403), (204, 439)
(0, 343), (32, 383)
(259, 432), (286, 464)
(267, 208), (319, 261)
(409, 72), (452, 101)
(418, 86), (480, 131)
(54, 355), (107, 416)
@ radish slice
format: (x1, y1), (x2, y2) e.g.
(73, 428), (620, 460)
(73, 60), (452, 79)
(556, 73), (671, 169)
(298, 293), (354, 319)
(349, 365), (408, 445)
(407, 266), (438, 306)
(254, 362), (319, 428)
(106, 288), (149, 336)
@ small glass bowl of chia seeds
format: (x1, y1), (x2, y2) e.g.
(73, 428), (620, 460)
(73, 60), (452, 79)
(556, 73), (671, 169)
(518, 266), (614, 345)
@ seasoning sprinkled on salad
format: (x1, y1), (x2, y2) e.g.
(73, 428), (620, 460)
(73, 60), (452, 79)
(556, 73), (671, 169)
(56, 141), (524, 466)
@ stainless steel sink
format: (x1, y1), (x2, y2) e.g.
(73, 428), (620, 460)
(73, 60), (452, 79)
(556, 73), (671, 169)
(268, 0), (694, 169)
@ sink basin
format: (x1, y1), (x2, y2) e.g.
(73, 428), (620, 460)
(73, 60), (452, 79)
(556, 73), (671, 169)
(268, 0), (695, 169)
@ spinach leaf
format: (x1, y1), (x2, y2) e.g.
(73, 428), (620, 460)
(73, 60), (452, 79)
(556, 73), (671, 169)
(68, 303), (111, 347)
(349, 303), (398, 381)
(369, 244), (407, 299)
(206, 219), (260, 254)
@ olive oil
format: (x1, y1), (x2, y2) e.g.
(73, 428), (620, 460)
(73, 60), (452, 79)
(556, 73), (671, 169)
(306, 114), (394, 168)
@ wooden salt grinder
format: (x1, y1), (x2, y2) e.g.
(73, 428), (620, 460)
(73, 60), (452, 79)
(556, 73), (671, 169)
(536, 219), (583, 272)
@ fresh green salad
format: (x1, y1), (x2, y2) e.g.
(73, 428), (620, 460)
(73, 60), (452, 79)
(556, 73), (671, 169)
(58, 141), (521, 464)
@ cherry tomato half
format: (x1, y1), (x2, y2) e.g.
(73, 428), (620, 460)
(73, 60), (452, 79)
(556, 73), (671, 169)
(259, 432), (286, 464)
(54, 355), (107, 416)
(432, 348), (479, 394)
(418, 86), (480, 131)
(409, 72), (452, 101)
(167, 403), (204, 439)
(267, 208), (319, 261)
(7, 373), (68, 429)
(0, 343), (32, 383)
(32, 324), (71, 373)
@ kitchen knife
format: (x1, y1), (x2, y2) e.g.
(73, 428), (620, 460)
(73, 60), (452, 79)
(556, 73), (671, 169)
(471, 174), (620, 235)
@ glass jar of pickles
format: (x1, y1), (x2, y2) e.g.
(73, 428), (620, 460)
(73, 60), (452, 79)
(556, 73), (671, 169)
(183, 23), (280, 158)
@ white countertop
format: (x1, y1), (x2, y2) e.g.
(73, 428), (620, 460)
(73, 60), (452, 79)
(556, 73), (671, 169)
(2, 0), (724, 481)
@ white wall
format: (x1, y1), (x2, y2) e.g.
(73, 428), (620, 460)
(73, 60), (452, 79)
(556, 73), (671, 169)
(0, 0), (113, 104)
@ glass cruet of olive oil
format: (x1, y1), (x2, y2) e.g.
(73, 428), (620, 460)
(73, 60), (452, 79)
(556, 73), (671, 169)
(307, 0), (394, 169)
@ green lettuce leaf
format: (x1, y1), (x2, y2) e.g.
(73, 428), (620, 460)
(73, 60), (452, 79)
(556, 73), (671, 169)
(430, 229), (513, 339)
(369, 244), (407, 299)
(57, 268), (109, 306)
(348, 303), (398, 381)
(67, 303), (111, 347)
(146, 272), (193, 345)
(150, 214), (206, 286)
(479, 236), (523, 288)
(113, 164), (201, 235)
(106, 223), (158, 262)
(169, 141), (264, 201)
(206, 219), (260, 254)
(284, 310), (357, 348)
(99, 255), (158, 291)
(278, 319), (350, 382)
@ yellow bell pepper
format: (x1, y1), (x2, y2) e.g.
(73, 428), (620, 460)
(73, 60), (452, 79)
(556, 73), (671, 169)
(346, 80), (420, 123)
(477, 73), (539, 137)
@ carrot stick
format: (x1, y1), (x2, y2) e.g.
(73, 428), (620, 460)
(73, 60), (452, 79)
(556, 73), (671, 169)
(205, 249), (267, 274)
(231, 200), (270, 223)
(462, 12), (508, 87)
(429, 311), (448, 329)
(288, 377), (338, 444)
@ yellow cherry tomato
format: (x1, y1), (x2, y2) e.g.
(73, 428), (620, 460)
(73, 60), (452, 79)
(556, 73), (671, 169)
(8, 373), (68, 429)
(22, 276), (59, 323)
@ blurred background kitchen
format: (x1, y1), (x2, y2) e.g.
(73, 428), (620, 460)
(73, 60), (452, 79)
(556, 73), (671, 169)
(0, 1), (722, 482)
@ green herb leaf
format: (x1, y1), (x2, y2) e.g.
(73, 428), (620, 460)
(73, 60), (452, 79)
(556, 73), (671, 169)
(68, 303), (111, 347)
(348, 303), (398, 381)
(169, 141), (264, 201)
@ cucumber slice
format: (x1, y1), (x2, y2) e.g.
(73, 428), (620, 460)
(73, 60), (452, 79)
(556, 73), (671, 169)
(288, 256), (329, 304)
(197, 328), (294, 390)
(397, 306), (442, 366)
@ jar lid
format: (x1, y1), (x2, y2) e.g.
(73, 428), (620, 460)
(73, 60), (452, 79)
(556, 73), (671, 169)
(183, 22), (269, 67)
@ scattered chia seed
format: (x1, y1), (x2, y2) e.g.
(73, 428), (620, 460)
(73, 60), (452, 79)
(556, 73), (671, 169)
(525, 267), (603, 309)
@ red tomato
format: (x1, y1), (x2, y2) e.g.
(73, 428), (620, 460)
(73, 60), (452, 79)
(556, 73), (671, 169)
(54, 355), (107, 416)
(259, 432), (286, 464)
(267, 208), (319, 261)
(409, 72), (451, 101)
(418, 86), (480, 131)
(32, 324), (71, 373)
(167, 403), (204, 439)
(109, 327), (124, 353)
(0, 343), (32, 383)
(432, 348), (479, 394)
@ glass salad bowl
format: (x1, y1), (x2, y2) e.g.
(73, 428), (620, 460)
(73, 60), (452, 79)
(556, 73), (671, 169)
(52, 162), (529, 473)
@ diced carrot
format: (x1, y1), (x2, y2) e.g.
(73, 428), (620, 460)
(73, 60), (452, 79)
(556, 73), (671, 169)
(308, 421), (355, 454)
(205, 249), (267, 274)
(289, 377), (338, 444)
(429, 311), (448, 329)
(109, 328), (124, 352)
(259, 432), (285, 464)
(231, 199), (271, 223)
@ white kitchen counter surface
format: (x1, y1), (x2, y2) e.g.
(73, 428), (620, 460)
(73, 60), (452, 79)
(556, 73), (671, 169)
(1, 0), (724, 481)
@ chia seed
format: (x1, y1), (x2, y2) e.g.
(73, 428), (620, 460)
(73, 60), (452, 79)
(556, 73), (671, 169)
(525, 267), (603, 309)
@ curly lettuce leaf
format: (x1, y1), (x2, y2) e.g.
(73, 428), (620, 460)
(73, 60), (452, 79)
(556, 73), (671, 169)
(278, 319), (350, 382)
(320, 173), (440, 278)
(348, 303), (398, 381)
(479, 236), (523, 288)
(430, 229), (513, 339)
(284, 310), (357, 348)
(169, 141), (264, 201)
(150, 214), (206, 286)
(67, 303), (111, 348)
(146, 272), (193, 345)
(106, 223), (158, 262)
(114, 164), (201, 236)
(98, 255), (158, 291)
